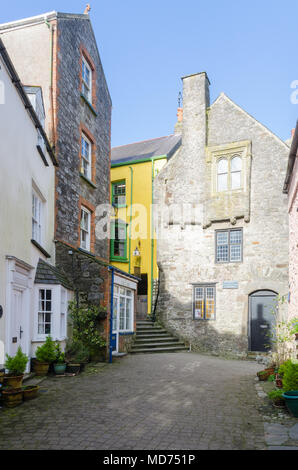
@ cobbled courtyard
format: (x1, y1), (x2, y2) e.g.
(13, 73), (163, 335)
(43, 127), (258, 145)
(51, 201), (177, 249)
(0, 352), (268, 450)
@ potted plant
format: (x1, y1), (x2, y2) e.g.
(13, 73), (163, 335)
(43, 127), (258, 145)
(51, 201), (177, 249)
(4, 346), (28, 388)
(65, 340), (90, 373)
(257, 368), (275, 381)
(280, 359), (298, 417)
(268, 389), (285, 407)
(33, 335), (56, 375)
(2, 386), (23, 408)
(22, 385), (39, 401)
(53, 343), (67, 375)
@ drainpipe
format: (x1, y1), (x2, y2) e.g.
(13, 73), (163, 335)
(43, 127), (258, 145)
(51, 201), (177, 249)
(44, 17), (55, 147)
(128, 166), (133, 274)
(109, 266), (115, 363)
(150, 158), (154, 315)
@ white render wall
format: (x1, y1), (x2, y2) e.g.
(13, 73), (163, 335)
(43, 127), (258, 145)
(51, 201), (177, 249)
(0, 54), (55, 366)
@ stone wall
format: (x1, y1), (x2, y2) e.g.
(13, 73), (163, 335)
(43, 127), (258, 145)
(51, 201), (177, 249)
(154, 72), (289, 357)
(54, 15), (112, 260)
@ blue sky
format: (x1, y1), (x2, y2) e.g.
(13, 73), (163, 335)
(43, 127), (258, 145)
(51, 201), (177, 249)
(1, 0), (297, 147)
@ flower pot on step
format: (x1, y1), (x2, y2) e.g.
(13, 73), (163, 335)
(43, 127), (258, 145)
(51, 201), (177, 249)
(22, 385), (39, 401)
(2, 388), (23, 408)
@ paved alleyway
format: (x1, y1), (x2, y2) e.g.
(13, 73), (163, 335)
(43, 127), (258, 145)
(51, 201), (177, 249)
(0, 353), (266, 450)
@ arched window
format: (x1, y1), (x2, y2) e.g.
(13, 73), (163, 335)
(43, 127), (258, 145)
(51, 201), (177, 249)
(217, 158), (228, 191)
(231, 155), (242, 189)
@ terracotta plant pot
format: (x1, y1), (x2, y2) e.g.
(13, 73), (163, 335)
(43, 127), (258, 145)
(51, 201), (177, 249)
(22, 385), (39, 401)
(3, 374), (24, 389)
(2, 388), (23, 408)
(33, 361), (50, 376)
(257, 368), (275, 381)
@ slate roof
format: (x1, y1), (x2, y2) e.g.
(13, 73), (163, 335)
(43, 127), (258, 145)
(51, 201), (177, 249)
(111, 134), (182, 165)
(34, 259), (73, 290)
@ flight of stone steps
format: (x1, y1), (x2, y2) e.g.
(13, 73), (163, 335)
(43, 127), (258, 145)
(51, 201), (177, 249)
(130, 320), (188, 354)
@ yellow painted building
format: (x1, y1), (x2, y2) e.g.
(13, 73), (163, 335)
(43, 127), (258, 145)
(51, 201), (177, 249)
(110, 135), (181, 316)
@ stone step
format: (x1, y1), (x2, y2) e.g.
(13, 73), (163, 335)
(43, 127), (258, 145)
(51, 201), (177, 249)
(132, 341), (186, 349)
(134, 336), (178, 345)
(135, 336), (177, 343)
(132, 320), (187, 355)
(130, 345), (188, 354)
(136, 327), (167, 333)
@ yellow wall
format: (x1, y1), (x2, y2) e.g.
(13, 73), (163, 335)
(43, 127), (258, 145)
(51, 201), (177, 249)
(110, 157), (167, 313)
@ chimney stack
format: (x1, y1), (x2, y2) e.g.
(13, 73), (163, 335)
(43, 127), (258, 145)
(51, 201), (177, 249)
(174, 107), (183, 134)
(181, 72), (210, 151)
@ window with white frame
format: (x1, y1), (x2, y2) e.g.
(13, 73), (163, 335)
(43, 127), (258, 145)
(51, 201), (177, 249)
(113, 286), (133, 332)
(38, 289), (52, 335)
(81, 133), (92, 180)
(82, 56), (92, 102)
(193, 285), (216, 320)
(60, 288), (67, 338)
(80, 206), (91, 251)
(216, 229), (243, 263)
(32, 191), (43, 244)
(217, 154), (242, 192)
(35, 285), (72, 340)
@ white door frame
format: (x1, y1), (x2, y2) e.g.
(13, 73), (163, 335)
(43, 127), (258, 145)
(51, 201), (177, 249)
(5, 256), (34, 369)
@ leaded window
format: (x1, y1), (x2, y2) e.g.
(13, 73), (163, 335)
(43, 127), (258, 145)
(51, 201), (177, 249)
(217, 155), (242, 192)
(216, 229), (243, 263)
(193, 285), (216, 320)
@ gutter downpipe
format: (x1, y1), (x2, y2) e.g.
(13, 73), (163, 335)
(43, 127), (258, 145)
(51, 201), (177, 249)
(109, 266), (115, 363)
(44, 17), (55, 149)
(150, 158), (154, 317)
(128, 166), (133, 274)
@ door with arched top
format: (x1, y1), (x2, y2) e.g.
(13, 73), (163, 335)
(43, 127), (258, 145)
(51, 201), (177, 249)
(249, 290), (277, 352)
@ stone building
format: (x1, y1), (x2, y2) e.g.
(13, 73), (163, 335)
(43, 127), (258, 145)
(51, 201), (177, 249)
(283, 122), (298, 333)
(154, 72), (289, 357)
(0, 11), (113, 354)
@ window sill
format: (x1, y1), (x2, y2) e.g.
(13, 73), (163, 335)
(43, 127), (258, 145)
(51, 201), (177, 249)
(110, 257), (129, 263)
(119, 331), (135, 336)
(31, 239), (51, 258)
(80, 94), (98, 116)
(80, 173), (97, 188)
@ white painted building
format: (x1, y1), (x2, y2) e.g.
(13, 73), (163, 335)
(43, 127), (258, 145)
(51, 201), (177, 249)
(0, 39), (72, 370)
